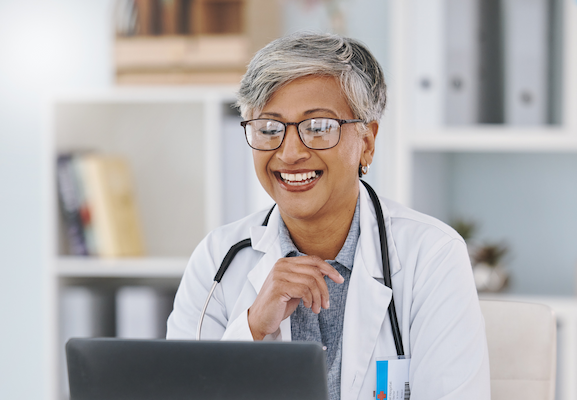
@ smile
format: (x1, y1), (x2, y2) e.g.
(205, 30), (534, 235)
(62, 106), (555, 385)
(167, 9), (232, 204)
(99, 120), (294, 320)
(279, 171), (321, 186)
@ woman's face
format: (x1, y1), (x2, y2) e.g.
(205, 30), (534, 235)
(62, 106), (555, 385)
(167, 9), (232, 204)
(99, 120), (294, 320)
(252, 75), (378, 223)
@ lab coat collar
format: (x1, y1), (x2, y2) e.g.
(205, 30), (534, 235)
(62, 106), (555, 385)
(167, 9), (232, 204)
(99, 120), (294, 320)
(248, 182), (402, 279)
(245, 181), (404, 291)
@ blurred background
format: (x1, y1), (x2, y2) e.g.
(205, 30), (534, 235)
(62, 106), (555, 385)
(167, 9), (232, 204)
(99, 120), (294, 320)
(1, 0), (576, 398)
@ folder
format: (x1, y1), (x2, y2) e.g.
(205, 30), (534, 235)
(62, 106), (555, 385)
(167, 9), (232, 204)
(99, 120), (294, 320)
(445, 0), (481, 124)
(479, 0), (504, 123)
(116, 286), (173, 339)
(60, 286), (115, 397)
(410, 0), (446, 127)
(502, 0), (549, 125)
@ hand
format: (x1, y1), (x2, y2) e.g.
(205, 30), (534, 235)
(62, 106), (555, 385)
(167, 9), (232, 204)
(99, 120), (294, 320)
(247, 255), (344, 340)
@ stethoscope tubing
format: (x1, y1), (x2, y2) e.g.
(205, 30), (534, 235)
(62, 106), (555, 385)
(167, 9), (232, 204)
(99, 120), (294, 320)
(360, 180), (404, 356)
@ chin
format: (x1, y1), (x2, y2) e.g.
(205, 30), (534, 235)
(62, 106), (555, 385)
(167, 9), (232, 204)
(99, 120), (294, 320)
(276, 196), (327, 222)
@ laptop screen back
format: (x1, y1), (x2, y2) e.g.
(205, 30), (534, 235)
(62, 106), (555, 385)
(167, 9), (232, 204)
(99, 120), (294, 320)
(66, 338), (329, 400)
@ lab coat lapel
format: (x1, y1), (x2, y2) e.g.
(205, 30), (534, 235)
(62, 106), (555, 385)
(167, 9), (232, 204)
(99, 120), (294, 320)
(341, 185), (393, 400)
(248, 206), (281, 289)
(245, 207), (292, 340)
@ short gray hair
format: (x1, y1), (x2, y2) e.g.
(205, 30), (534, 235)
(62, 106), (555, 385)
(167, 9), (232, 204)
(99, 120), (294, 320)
(237, 32), (387, 123)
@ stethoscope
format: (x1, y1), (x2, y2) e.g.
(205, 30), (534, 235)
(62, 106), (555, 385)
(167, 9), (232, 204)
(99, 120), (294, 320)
(197, 180), (404, 357)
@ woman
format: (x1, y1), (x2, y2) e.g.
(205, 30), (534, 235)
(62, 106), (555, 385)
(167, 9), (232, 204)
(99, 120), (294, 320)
(167, 32), (490, 400)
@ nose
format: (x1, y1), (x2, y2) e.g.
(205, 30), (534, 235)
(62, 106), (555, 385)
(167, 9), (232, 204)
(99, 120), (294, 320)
(276, 125), (310, 164)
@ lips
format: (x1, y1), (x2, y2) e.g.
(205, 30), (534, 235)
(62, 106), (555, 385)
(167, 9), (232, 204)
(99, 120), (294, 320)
(275, 170), (322, 191)
(280, 171), (317, 185)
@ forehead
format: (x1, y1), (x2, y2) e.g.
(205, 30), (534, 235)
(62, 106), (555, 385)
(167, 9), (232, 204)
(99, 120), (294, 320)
(259, 75), (353, 119)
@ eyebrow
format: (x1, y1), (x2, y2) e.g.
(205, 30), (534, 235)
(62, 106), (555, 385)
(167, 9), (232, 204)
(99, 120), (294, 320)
(258, 108), (339, 119)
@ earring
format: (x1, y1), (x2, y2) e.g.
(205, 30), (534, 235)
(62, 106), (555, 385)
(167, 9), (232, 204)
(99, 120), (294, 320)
(361, 164), (370, 175)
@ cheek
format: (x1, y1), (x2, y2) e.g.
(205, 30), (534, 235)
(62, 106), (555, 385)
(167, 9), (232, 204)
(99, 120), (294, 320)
(252, 150), (274, 187)
(335, 135), (364, 170)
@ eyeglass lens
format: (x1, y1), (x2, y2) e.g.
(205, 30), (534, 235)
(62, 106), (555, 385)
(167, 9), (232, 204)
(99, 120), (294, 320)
(245, 118), (341, 150)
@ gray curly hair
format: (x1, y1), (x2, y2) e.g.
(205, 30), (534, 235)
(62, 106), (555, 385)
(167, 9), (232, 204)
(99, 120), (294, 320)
(236, 32), (387, 123)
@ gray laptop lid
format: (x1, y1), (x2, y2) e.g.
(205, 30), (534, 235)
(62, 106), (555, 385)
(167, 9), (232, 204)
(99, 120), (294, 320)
(66, 338), (329, 400)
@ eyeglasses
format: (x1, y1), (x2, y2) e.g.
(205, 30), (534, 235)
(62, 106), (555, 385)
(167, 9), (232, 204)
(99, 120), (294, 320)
(240, 118), (363, 151)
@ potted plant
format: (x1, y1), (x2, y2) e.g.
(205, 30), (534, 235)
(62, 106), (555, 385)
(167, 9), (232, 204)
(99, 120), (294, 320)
(471, 243), (510, 292)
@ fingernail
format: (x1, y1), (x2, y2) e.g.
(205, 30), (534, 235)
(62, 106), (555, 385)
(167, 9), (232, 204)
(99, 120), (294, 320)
(326, 300), (330, 308)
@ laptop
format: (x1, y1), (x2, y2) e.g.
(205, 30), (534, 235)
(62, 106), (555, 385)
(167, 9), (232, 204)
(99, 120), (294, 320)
(66, 338), (329, 400)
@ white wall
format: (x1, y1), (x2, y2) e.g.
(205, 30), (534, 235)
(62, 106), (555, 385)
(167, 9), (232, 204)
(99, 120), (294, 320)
(0, 1), (113, 398)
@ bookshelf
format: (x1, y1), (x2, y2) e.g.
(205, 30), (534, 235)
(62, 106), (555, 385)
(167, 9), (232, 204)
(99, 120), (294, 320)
(46, 0), (577, 398)
(381, 0), (577, 224)
(47, 87), (250, 400)
(382, 1), (577, 398)
(114, 0), (281, 85)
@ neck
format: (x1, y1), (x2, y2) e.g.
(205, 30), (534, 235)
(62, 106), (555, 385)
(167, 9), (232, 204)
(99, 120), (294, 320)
(281, 191), (359, 261)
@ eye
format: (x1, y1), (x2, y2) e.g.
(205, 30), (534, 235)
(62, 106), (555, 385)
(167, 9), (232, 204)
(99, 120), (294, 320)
(259, 127), (284, 136)
(306, 126), (328, 134)
(304, 119), (339, 135)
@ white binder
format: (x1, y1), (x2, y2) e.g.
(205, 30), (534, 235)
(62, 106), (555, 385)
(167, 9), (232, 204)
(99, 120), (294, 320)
(502, 0), (549, 125)
(445, 0), (481, 125)
(116, 286), (172, 339)
(410, 0), (446, 127)
(60, 286), (114, 398)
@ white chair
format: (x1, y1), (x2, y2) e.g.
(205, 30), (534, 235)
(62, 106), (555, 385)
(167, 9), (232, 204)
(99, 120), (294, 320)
(480, 300), (557, 400)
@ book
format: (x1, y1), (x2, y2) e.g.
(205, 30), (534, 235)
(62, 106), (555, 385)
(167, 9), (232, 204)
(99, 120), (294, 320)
(79, 154), (145, 257)
(56, 154), (89, 256)
(134, 0), (159, 35)
(71, 155), (98, 255)
(160, 0), (183, 35)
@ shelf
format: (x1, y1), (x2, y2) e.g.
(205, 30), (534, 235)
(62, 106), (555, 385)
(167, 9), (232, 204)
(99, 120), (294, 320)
(115, 35), (249, 69)
(115, 35), (250, 85)
(409, 126), (577, 152)
(56, 257), (188, 279)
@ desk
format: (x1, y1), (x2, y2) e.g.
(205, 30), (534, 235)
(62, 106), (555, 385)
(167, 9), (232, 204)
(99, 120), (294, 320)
(481, 294), (577, 400)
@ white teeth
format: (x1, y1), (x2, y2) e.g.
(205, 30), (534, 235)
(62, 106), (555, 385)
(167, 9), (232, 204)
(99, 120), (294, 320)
(280, 171), (319, 185)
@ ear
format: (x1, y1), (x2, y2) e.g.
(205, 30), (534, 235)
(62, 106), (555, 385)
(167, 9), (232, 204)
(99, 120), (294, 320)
(360, 121), (379, 167)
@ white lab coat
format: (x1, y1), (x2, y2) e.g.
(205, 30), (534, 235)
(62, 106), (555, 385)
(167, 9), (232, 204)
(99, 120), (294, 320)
(167, 183), (490, 400)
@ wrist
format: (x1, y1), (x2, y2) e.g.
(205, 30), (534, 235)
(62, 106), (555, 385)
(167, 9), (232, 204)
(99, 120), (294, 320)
(247, 307), (266, 341)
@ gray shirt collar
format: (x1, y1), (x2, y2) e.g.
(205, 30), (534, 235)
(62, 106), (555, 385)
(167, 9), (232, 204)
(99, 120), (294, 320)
(278, 196), (361, 270)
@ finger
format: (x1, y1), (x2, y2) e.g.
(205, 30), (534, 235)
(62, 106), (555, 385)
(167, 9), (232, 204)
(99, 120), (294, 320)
(290, 256), (345, 284)
(283, 282), (315, 311)
(277, 270), (325, 313)
(277, 259), (339, 309)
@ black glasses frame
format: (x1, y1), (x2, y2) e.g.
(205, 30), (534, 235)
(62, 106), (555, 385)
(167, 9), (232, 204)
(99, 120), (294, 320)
(240, 117), (363, 151)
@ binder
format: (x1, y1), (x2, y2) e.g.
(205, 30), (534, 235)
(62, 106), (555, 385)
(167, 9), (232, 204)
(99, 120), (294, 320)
(502, 0), (549, 125)
(445, 0), (481, 125)
(479, 0), (504, 123)
(410, 0), (446, 127)
(116, 286), (173, 339)
(60, 286), (115, 398)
